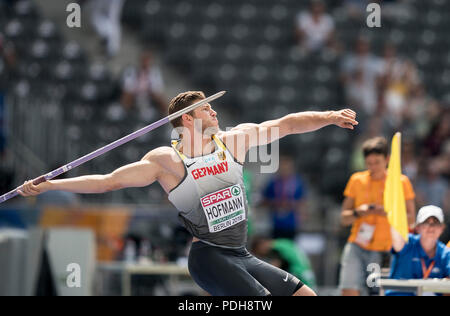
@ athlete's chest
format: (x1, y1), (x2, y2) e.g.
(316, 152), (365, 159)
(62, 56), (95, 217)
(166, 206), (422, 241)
(157, 148), (233, 193)
(185, 150), (230, 180)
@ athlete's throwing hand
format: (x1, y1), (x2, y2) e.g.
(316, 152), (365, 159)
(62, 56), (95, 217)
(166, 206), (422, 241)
(332, 109), (358, 130)
(17, 180), (48, 197)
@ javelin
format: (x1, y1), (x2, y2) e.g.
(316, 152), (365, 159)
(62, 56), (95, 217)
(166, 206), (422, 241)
(0, 91), (226, 204)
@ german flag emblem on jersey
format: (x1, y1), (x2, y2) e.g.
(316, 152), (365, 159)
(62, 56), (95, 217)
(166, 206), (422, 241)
(217, 151), (226, 161)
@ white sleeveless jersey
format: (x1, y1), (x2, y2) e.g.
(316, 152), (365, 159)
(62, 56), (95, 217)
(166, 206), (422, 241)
(168, 135), (249, 248)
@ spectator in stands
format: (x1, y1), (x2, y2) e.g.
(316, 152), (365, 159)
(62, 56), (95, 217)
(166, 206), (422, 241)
(341, 0), (371, 19)
(250, 236), (317, 289)
(339, 136), (416, 296)
(443, 188), (450, 244)
(401, 138), (419, 184)
(415, 161), (448, 209)
(295, 0), (337, 54)
(379, 43), (421, 130)
(89, 0), (125, 57)
(120, 50), (167, 120)
(261, 155), (307, 240)
(423, 109), (450, 158)
(413, 109), (450, 210)
(388, 205), (450, 296)
(340, 37), (384, 126)
(440, 139), (450, 181)
(402, 85), (439, 140)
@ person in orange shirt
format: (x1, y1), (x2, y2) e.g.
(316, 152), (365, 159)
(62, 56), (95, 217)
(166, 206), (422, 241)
(447, 241), (450, 248)
(339, 136), (416, 296)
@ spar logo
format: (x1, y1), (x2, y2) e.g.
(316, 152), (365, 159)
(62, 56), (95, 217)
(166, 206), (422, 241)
(201, 187), (233, 207)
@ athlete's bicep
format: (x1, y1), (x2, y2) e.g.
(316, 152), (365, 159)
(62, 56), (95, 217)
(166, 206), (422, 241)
(109, 159), (160, 190)
(225, 118), (288, 149)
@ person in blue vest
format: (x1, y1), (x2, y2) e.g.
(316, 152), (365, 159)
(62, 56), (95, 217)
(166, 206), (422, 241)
(388, 205), (450, 296)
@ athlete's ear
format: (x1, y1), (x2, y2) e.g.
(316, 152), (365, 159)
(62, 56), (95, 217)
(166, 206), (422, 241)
(182, 113), (193, 125)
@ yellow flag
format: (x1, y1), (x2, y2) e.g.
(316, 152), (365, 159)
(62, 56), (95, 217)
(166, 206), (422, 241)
(384, 132), (409, 241)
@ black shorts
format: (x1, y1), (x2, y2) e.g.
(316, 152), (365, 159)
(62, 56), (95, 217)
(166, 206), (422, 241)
(188, 241), (303, 296)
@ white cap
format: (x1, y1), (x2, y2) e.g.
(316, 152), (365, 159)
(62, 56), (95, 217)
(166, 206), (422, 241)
(416, 205), (444, 225)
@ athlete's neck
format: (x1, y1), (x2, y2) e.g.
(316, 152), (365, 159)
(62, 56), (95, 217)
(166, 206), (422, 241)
(179, 134), (215, 157)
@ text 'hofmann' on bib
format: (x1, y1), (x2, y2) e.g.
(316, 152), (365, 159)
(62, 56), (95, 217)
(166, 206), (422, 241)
(200, 184), (246, 233)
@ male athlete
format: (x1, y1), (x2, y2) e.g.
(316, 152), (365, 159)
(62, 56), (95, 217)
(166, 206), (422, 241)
(19, 91), (358, 296)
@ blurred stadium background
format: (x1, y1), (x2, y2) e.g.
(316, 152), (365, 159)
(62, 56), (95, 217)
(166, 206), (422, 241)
(0, 0), (448, 295)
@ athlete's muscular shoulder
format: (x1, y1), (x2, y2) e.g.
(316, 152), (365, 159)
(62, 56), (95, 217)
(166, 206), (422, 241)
(141, 146), (185, 192)
(141, 146), (185, 175)
(142, 146), (181, 165)
(142, 146), (174, 159)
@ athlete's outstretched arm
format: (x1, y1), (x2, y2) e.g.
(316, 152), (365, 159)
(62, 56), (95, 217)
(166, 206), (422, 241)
(223, 109), (358, 151)
(17, 151), (162, 196)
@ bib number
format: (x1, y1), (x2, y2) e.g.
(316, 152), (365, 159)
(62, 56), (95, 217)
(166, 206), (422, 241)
(200, 185), (246, 233)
